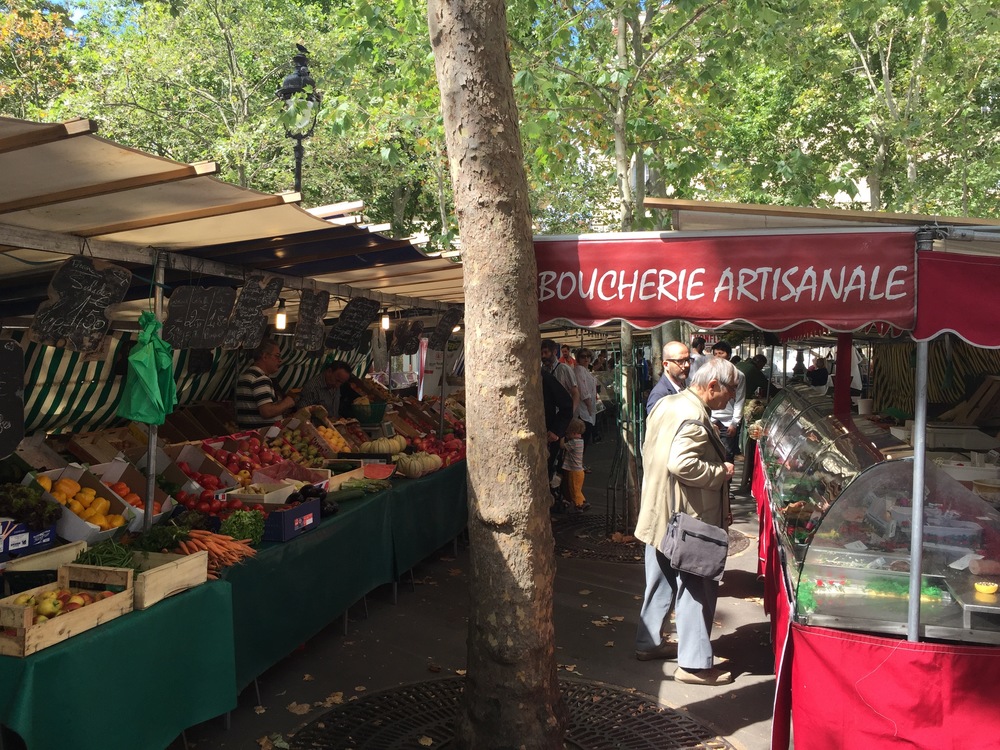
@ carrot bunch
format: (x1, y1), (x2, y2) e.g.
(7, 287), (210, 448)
(173, 529), (257, 579)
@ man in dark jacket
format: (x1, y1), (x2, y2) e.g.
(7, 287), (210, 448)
(645, 341), (692, 414)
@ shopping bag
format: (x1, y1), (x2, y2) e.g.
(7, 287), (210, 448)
(657, 511), (729, 581)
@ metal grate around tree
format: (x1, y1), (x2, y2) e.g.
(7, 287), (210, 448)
(289, 676), (736, 750)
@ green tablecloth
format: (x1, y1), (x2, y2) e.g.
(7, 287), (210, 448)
(0, 581), (236, 750)
(223, 489), (395, 690)
(390, 461), (468, 575)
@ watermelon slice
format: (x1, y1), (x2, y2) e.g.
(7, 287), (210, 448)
(364, 463), (396, 479)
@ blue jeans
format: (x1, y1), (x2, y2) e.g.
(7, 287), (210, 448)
(636, 544), (719, 669)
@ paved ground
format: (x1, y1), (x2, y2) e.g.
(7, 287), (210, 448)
(171, 436), (776, 750)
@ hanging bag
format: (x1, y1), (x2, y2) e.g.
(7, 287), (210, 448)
(657, 511), (729, 581)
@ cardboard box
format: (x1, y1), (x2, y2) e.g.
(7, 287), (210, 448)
(224, 483), (296, 506)
(126, 446), (202, 497)
(90, 459), (175, 532)
(132, 550), (208, 610)
(386, 411), (423, 439)
(0, 563), (133, 657)
(24, 466), (136, 545)
(2, 541), (86, 592)
(251, 463), (331, 490)
(266, 418), (339, 460)
(0, 521), (57, 565)
(262, 497), (320, 542)
(164, 443), (239, 495)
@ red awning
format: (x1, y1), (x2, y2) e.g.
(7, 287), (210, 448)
(536, 229), (917, 332)
(914, 251), (1000, 348)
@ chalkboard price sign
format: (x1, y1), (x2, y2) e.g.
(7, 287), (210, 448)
(325, 297), (381, 352)
(427, 308), (463, 351)
(162, 286), (237, 349)
(294, 289), (330, 352)
(222, 276), (283, 350)
(0, 340), (25, 460)
(29, 256), (132, 355)
(402, 320), (424, 355)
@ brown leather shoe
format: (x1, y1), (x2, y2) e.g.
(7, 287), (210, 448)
(634, 641), (678, 661)
(674, 666), (733, 685)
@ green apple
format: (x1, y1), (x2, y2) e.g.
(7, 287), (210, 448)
(35, 598), (63, 617)
(12, 593), (36, 607)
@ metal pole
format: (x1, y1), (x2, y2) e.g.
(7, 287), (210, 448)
(143, 254), (165, 533)
(439, 337), (449, 437)
(906, 340), (929, 641)
(293, 136), (304, 194)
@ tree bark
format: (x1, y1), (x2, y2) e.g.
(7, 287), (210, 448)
(428, 0), (566, 747)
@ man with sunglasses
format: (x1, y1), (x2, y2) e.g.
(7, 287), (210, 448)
(645, 341), (692, 415)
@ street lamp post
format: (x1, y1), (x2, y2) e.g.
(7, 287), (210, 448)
(275, 46), (320, 194)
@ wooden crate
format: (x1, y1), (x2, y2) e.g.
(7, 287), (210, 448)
(132, 550), (209, 610)
(0, 564), (133, 657)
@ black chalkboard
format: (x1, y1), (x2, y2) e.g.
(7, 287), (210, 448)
(402, 320), (424, 355)
(325, 297), (380, 352)
(0, 340), (25, 460)
(427, 308), (463, 351)
(162, 286), (236, 349)
(388, 320), (410, 356)
(29, 256), (131, 355)
(293, 289), (330, 352)
(222, 276), (283, 350)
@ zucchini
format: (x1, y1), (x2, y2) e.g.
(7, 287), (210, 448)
(323, 489), (367, 502)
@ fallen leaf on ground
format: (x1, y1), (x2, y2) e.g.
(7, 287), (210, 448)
(286, 702), (312, 715)
(257, 737), (274, 750)
(354, 685), (367, 692)
(253, 706), (266, 715)
(746, 597), (764, 605)
(303, 674), (314, 681)
(559, 664), (577, 672)
(578, 589), (591, 595)
(428, 663), (442, 673)
(581, 603), (588, 608)
(320, 692), (344, 707)
(633, 595), (642, 600)
(448, 568), (462, 576)
(455, 669), (467, 676)
(605, 641), (615, 647)
(418, 737), (434, 747)
(591, 619), (609, 627)
(610, 615), (624, 622)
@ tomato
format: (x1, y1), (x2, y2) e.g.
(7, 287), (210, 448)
(209, 498), (223, 513)
(199, 489), (215, 503)
(195, 500), (212, 514)
(252, 504), (265, 512)
(182, 496), (197, 510)
(175, 490), (189, 504)
(227, 498), (244, 511)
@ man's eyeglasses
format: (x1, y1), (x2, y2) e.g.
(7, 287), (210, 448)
(664, 357), (693, 366)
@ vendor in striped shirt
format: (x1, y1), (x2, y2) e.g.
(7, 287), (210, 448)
(235, 339), (296, 429)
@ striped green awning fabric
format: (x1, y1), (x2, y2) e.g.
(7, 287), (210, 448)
(15, 331), (372, 436)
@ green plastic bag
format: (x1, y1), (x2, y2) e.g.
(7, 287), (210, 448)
(117, 310), (177, 425)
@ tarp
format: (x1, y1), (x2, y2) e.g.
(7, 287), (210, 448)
(536, 229), (917, 331)
(914, 251), (1000, 347)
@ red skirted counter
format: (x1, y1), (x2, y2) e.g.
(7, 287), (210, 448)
(753, 445), (1000, 749)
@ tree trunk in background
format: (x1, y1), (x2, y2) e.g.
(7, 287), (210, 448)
(650, 326), (663, 383)
(428, 0), (565, 746)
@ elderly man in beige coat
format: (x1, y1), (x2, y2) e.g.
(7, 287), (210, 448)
(634, 357), (737, 686)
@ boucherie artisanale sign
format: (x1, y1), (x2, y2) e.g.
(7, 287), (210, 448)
(535, 230), (917, 331)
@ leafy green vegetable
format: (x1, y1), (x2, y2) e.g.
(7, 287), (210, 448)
(131, 522), (192, 553)
(219, 510), (265, 545)
(0, 483), (62, 531)
(340, 478), (392, 494)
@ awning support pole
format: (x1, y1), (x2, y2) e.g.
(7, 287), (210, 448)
(907, 340), (929, 641)
(143, 252), (165, 533)
(833, 334), (853, 420)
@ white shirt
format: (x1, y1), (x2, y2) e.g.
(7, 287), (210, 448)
(574, 364), (597, 424)
(711, 368), (746, 429)
(689, 351), (710, 379)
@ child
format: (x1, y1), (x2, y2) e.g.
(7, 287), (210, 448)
(561, 418), (588, 511)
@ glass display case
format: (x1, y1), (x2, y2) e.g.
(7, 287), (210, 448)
(758, 384), (1000, 644)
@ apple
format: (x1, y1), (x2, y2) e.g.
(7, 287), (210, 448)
(215, 449), (230, 465)
(177, 461), (192, 475)
(226, 460), (240, 475)
(248, 437), (262, 452)
(33, 614), (49, 624)
(12, 593), (36, 607)
(38, 590), (59, 601)
(97, 591), (115, 600)
(35, 598), (63, 617)
(78, 592), (95, 605)
(68, 594), (87, 607)
(237, 440), (251, 454)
